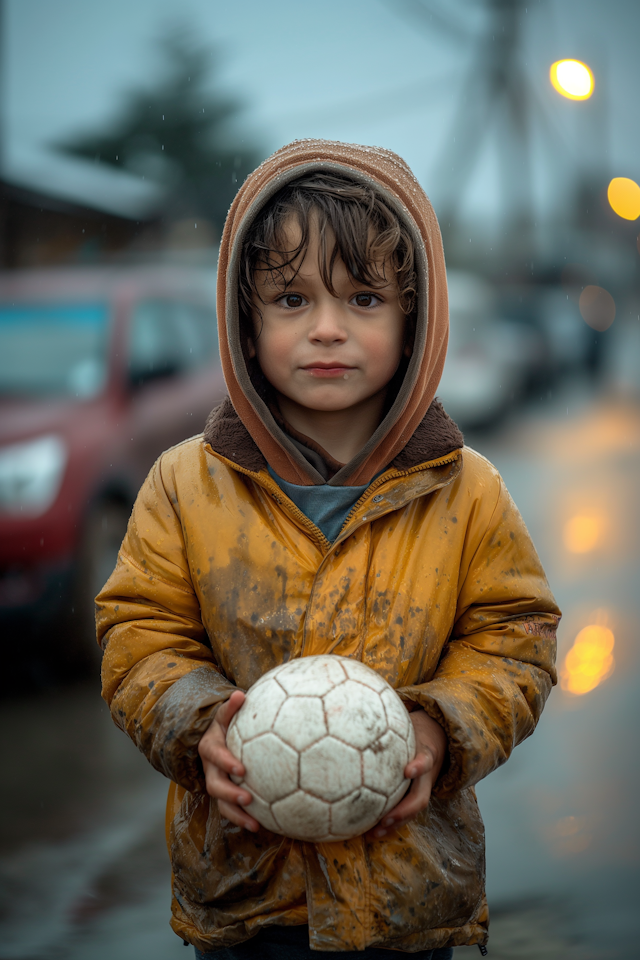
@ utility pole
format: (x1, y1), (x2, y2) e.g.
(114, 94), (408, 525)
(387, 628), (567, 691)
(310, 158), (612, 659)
(391, 0), (537, 257)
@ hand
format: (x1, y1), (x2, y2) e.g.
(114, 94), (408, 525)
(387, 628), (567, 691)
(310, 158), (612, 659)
(197, 690), (259, 832)
(371, 704), (447, 839)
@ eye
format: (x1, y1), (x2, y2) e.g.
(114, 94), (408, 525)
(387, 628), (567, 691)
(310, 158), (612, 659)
(277, 293), (306, 309)
(352, 293), (381, 308)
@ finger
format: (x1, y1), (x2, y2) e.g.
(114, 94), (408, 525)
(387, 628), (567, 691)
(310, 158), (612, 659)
(199, 692), (247, 774)
(404, 750), (434, 780)
(204, 765), (253, 806)
(215, 690), (246, 733)
(386, 776), (432, 823)
(371, 775), (432, 838)
(200, 738), (245, 778)
(218, 798), (260, 832)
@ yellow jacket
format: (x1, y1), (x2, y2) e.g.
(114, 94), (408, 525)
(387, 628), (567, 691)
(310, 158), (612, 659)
(98, 418), (559, 953)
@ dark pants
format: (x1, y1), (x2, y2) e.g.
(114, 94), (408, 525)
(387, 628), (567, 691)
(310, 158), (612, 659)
(193, 924), (455, 958)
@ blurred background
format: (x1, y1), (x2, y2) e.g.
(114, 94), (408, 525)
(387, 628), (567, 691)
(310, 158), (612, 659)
(0, 0), (638, 957)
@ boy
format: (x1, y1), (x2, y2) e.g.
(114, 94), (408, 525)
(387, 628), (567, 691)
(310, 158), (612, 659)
(97, 140), (559, 958)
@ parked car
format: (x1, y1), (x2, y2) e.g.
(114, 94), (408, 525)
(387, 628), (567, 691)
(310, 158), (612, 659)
(0, 267), (225, 679)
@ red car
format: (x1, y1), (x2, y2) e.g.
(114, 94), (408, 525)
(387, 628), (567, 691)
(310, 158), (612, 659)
(0, 266), (226, 678)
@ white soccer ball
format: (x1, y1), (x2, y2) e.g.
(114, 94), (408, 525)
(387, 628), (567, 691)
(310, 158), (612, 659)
(226, 655), (416, 842)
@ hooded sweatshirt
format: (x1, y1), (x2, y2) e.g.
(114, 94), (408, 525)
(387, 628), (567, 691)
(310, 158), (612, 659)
(97, 139), (560, 955)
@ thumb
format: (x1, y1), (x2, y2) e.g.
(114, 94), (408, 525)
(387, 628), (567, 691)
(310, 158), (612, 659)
(216, 690), (246, 733)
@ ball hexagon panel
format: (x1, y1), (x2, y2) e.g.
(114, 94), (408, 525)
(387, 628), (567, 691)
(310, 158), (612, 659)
(233, 678), (287, 742)
(242, 733), (298, 803)
(275, 655), (348, 697)
(300, 737), (361, 801)
(323, 680), (387, 749)
(272, 791), (331, 842)
(272, 696), (327, 751)
(362, 729), (410, 795)
(330, 787), (387, 838)
(380, 686), (411, 738)
(340, 658), (389, 693)
(244, 790), (281, 834)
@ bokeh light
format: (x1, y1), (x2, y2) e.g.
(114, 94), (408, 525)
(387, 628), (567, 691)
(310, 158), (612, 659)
(547, 815), (592, 855)
(607, 177), (640, 220)
(579, 285), (616, 331)
(564, 515), (601, 553)
(561, 622), (615, 695)
(550, 59), (594, 100)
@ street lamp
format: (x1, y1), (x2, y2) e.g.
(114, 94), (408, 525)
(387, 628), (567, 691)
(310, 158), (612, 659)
(549, 59), (594, 101)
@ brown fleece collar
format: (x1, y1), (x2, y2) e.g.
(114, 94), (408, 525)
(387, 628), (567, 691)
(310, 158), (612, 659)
(204, 396), (463, 479)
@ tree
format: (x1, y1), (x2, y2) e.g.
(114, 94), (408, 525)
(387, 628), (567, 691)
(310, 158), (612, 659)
(57, 27), (263, 234)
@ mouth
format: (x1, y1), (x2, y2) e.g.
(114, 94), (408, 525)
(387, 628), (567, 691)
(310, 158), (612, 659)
(302, 362), (356, 379)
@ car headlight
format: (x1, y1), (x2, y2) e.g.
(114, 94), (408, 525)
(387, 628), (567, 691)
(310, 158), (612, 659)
(0, 435), (67, 516)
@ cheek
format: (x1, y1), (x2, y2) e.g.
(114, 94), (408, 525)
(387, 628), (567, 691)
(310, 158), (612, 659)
(365, 323), (406, 373)
(254, 325), (295, 378)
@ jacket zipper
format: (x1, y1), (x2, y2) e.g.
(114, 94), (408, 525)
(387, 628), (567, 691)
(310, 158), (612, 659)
(208, 451), (332, 549)
(333, 451), (462, 547)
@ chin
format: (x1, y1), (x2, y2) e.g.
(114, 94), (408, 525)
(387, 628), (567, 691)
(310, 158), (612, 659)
(305, 399), (366, 415)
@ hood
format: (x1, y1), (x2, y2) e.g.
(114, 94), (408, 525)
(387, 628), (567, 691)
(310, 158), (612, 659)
(215, 139), (452, 486)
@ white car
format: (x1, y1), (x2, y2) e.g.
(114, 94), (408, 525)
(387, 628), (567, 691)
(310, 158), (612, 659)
(438, 271), (540, 430)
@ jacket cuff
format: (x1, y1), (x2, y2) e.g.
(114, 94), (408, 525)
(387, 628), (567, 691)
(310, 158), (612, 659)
(145, 666), (238, 792)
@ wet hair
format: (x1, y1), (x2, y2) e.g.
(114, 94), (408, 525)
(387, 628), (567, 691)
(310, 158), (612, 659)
(238, 171), (417, 333)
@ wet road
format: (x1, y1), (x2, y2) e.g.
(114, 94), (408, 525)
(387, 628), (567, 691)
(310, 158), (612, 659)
(458, 383), (640, 960)
(1, 383), (638, 960)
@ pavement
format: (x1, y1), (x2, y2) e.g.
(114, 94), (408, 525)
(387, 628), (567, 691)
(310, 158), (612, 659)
(1, 382), (638, 959)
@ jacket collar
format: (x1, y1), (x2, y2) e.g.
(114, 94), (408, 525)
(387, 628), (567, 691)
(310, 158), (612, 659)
(203, 396), (464, 480)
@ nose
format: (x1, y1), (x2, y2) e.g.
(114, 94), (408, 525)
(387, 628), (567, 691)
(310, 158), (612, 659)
(308, 299), (347, 345)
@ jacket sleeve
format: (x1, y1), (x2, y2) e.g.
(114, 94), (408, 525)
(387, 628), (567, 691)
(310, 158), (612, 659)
(398, 467), (560, 798)
(97, 453), (237, 793)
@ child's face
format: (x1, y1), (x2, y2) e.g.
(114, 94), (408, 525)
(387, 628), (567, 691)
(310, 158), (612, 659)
(249, 217), (407, 419)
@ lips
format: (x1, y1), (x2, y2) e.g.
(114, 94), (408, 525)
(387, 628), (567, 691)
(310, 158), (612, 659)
(302, 363), (356, 378)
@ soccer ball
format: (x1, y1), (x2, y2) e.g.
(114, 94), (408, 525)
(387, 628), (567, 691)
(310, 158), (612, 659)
(226, 655), (416, 842)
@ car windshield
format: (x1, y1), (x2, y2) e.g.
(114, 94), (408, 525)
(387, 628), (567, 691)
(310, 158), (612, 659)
(0, 303), (109, 398)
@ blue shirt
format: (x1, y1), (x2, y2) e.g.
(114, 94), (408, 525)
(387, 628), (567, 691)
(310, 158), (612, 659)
(267, 467), (372, 542)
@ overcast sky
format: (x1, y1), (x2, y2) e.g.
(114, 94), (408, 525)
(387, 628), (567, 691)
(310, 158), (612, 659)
(5, 0), (640, 225)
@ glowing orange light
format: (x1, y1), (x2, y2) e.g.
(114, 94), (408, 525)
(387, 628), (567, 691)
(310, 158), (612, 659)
(563, 515), (601, 553)
(607, 177), (640, 221)
(548, 816), (592, 855)
(579, 285), (616, 331)
(550, 60), (594, 100)
(561, 622), (615, 695)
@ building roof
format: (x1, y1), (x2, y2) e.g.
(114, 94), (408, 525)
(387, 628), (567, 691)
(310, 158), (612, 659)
(2, 143), (166, 220)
